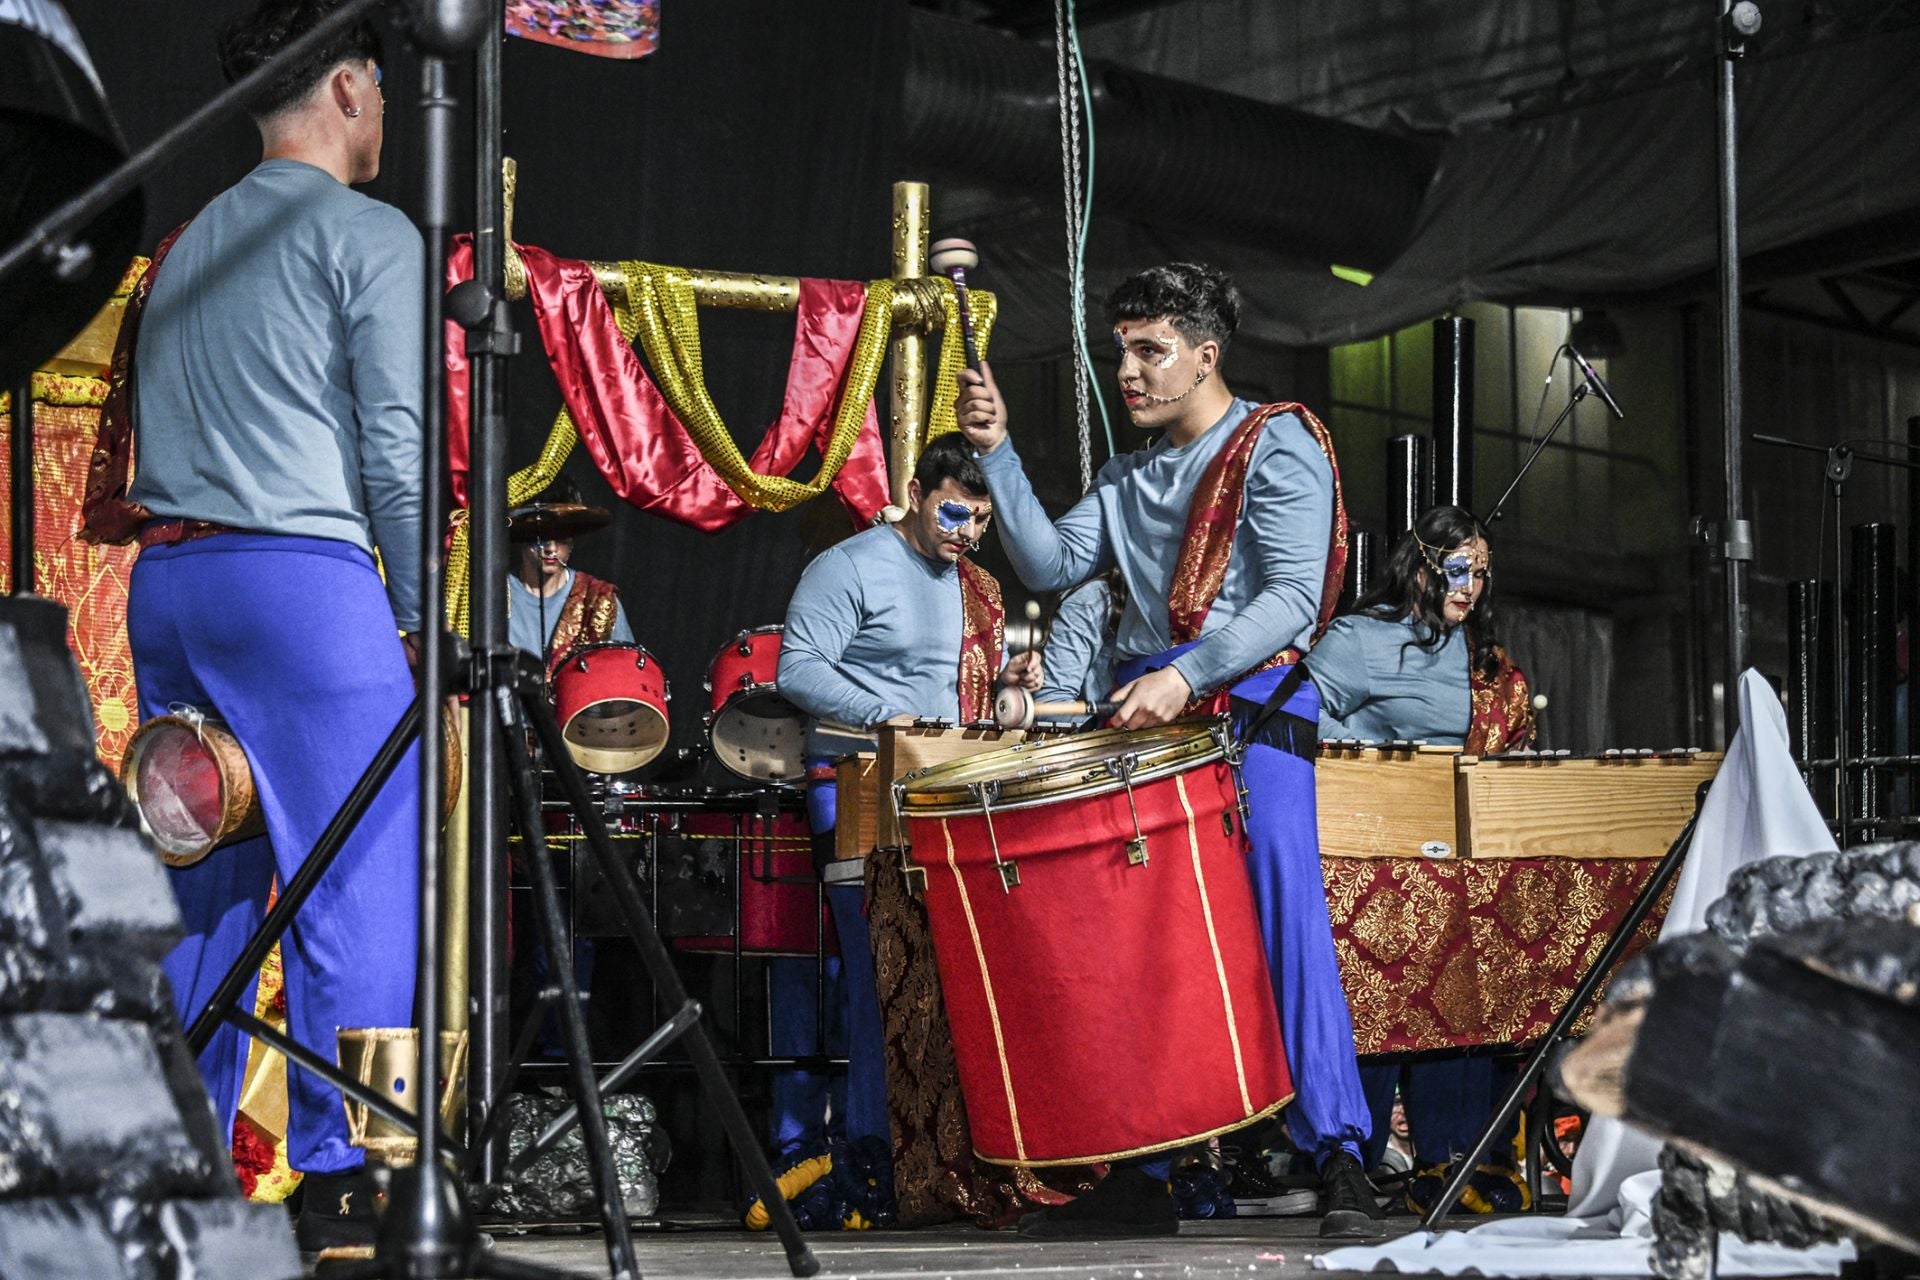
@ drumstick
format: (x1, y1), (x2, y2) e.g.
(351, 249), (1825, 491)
(993, 685), (1119, 731)
(929, 237), (983, 371)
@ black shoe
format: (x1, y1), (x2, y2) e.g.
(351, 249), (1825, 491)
(1317, 1152), (1385, 1239)
(294, 1167), (383, 1255)
(1016, 1166), (1179, 1240)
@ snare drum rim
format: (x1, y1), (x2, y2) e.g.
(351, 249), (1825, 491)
(895, 719), (1229, 817)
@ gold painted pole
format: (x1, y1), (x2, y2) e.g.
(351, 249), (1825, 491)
(889, 181), (931, 510)
(441, 704), (472, 1062)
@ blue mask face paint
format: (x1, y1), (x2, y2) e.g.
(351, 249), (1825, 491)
(936, 499), (987, 536)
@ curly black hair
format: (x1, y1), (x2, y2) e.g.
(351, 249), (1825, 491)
(217, 0), (384, 120)
(1103, 262), (1242, 352)
(1353, 505), (1506, 679)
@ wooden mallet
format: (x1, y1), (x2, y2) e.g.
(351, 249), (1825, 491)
(994, 685), (1120, 732)
(929, 237), (984, 370)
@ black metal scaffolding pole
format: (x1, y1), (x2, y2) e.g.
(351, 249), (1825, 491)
(1717, 0), (1757, 727)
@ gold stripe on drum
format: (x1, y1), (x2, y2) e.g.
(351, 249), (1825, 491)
(942, 819), (1027, 1163)
(1177, 773), (1253, 1116)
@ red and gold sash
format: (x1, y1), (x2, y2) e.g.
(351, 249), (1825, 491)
(1166, 402), (1349, 691)
(956, 558), (1005, 723)
(1466, 643), (1536, 755)
(83, 223), (190, 545)
(545, 570), (623, 675)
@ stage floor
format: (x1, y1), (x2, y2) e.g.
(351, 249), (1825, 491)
(449, 1215), (1410, 1280)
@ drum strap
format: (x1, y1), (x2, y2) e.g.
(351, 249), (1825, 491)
(1228, 660), (1317, 763)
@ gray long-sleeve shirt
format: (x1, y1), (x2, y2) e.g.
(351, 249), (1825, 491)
(129, 159), (425, 629)
(777, 524), (964, 755)
(977, 398), (1334, 697)
(1037, 576), (1118, 705)
(1309, 613), (1471, 744)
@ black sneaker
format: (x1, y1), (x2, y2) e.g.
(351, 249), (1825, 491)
(1016, 1165), (1179, 1240)
(1317, 1152), (1385, 1239)
(294, 1167), (383, 1256)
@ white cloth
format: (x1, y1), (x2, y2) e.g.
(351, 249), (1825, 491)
(1315, 670), (1848, 1276)
(1317, 1173), (1855, 1276)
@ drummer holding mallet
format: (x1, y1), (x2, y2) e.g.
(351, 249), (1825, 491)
(767, 433), (1041, 1208)
(957, 263), (1382, 1240)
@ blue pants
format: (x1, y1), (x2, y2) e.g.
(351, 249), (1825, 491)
(1119, 651), (1370, 1168)
(1360, 1056), (1496, 1169)
(129, 534), (421, 1174)
(767, 766), (889, 1156)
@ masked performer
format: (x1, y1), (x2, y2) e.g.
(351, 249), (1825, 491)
(1309, 506), (1535, 1214)
(957, 263), (1380, 1239)
(84, 0), (420, 1255)
(769, 434), (1039, 1205)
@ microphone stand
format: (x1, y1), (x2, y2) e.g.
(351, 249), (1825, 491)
(1485, 382), (1591, 525)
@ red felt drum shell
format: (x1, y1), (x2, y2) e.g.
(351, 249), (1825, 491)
(551, 643), (671, 774)
(901, 729), (1291, 1166)
(703, 626), (806, 784)
(672, 809), (837, 957)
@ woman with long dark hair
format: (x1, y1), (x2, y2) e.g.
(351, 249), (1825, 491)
(1307, 506), (1535, 1214)
(1312, 505), (1532, 753)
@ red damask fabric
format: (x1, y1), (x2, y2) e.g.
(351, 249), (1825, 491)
(955, 559), (1004, 723)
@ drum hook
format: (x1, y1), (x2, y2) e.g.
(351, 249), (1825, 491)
(166, 702), (217, 747)
(967, 781), (1020, 891)
(1104, 753), (1151, 867)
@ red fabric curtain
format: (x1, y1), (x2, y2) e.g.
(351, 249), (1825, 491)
(445, 239), (889, 531)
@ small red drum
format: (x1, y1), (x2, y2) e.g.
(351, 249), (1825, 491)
(896, 721), (1291, 1166)
(704, 625), (806, 784)
(550, 643), (671, 774)
(672, 809), (836, 957)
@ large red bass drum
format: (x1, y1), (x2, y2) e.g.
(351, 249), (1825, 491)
(895, 721), (1291, 1166)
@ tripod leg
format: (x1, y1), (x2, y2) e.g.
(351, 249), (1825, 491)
(497, 691), (641, 1280)
(522, 689), (819, 1278)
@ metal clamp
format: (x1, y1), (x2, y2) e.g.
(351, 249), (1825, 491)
(1105, 752), (1150, 866)
(969, 781), (1020, 891)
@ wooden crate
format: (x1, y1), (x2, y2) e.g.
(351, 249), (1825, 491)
(1454, 752), (1722, 860)
(831, 721), (1028, 859)
(1314, 744), (1463, 859)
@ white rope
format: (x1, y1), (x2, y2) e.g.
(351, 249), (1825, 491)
(1056, 0), (1093, 493)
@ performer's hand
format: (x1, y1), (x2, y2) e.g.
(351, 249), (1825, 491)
(1108, 666), (1193, 729)
(956, 363), (1008, 455)
(401, 631), (423, 672)
(999, 649), (1044, 690)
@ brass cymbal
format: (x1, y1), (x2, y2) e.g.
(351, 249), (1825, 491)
(506, 503), (611, 543)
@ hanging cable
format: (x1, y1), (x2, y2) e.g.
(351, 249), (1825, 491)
(1069, 0), (1113, 467)
(1055, 0), (1108, 491)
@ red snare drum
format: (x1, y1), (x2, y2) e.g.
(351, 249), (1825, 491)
(550, 642), (671, 774)
(672, 809), (836, 957)
(704, 625), (806, 784)
(896, 722), (1291, 1166)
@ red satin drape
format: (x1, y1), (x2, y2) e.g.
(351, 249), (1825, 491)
(445, 239), (889, 530)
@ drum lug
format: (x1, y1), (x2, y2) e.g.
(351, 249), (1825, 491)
(968, 782), (1020, 892)
(1106, 752), (1150, 867)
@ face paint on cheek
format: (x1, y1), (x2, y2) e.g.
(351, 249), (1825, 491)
(935, 501), (976, 536)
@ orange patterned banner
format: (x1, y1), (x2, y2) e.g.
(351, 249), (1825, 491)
(0, 400), (139, 769)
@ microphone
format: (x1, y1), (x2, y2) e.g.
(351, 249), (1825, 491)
(1568, 346), (1625, 421)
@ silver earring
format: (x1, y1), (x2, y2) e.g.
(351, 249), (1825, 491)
(346, 106), (362, 118)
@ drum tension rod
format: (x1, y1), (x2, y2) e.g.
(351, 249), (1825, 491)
(968, 781), (1020, 891)
(1106, 752), (1150, 866)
